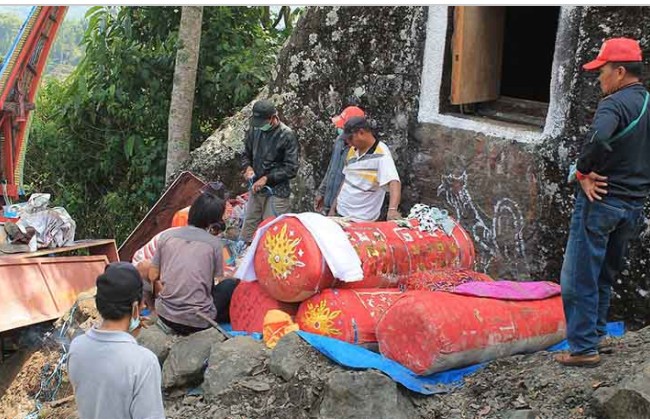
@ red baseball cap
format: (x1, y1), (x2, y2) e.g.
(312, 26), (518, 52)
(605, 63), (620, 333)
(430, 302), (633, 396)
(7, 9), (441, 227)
(583, 37), (643, 71)
(331, 106), (365, 129)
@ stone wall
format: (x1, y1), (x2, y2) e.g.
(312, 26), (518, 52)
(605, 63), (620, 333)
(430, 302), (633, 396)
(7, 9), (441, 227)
(186, 6), (650, 327)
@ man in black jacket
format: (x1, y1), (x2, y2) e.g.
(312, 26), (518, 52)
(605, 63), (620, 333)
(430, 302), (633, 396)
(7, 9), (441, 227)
(556, 38), (649, 367)
(240, 100), (299, 243)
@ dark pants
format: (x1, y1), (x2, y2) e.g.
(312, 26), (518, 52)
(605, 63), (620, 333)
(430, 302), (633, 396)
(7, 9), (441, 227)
(560, 191), (644, 355)
(159, 278), (240, 336)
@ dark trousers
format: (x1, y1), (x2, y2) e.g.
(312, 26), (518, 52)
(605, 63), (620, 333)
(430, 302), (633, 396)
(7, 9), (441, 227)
(159, 278), (240, 336)
(560, 191), (644, 355)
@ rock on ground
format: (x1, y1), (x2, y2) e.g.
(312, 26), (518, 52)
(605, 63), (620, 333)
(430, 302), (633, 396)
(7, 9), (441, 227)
(203, 336), (268, 398)
(137, 324), (176, 365)
(269, 332), (309, 381)
(318, 369), (415, 419)
(592, 360), (650, 419)
(162, 328), (225, 389)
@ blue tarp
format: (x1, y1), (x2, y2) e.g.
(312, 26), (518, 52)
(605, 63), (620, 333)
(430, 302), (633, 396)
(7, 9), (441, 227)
(225, 322), (625, 395)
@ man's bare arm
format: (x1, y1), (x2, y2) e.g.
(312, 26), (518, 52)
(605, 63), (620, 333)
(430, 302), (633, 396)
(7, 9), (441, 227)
(387, 180), (402, 220)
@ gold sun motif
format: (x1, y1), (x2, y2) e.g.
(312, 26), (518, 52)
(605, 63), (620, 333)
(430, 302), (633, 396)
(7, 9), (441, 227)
(264, 223), (305, 280)
(302, 300), (342, 336)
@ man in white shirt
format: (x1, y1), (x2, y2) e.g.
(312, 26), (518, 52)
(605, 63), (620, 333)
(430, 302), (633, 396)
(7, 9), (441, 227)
(329, 116), (401, 221)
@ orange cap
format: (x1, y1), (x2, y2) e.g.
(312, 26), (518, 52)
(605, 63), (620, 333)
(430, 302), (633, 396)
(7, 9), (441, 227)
(583, 38), (642, 71)
(331, 106), (365, 129)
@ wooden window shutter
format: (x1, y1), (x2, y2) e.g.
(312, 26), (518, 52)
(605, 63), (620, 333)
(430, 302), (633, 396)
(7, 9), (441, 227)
(451, 6), (505, 105)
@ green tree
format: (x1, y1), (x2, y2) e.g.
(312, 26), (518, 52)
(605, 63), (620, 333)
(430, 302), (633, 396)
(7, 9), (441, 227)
(25, 6), (297, 243)
(46, 16), (86, 78)
(0, 13), (23, 60)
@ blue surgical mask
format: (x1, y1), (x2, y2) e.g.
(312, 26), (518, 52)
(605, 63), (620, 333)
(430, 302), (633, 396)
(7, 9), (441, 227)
(128, 316), (140, 333)
(259, 123), (273, 132)
(337, 128), (344, 135)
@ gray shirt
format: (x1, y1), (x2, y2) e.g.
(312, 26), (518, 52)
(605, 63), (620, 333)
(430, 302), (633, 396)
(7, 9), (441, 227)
(68, 328), (165, 419)
(152, 226), (223, 328)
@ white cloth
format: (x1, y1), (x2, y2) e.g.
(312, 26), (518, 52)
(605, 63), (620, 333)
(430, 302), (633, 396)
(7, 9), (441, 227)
(17, 207), (76, 249)
(236, 212), (363, 282)
(337, 141), (400, 222)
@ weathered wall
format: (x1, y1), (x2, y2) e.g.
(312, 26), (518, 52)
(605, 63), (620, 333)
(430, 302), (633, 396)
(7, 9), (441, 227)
(187, 6), (650, 327)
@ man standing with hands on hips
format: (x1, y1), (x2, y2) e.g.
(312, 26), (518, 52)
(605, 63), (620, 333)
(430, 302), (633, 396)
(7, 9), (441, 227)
(556, 38), (650, 367)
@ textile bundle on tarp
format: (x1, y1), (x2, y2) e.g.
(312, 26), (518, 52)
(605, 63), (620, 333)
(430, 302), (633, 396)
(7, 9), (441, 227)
(376, 287), (566, 375)
(296, 288), (404, 344)
(229, 281), (299, 333)
(253, 217), (474, 302)
(399, 269), (493, 291)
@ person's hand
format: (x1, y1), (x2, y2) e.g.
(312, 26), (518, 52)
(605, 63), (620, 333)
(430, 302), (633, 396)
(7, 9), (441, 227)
(153, 280), (164, 298)
(314, 194), (324, 212)
(252, 176), (268, 193)
(244, 166), (255, 181)
(387, 208), (402, 220)
(579, 172), (608, 202)
(327, 205), (337, 217)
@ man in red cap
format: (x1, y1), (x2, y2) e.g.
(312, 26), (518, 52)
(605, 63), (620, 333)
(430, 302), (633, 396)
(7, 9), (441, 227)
(556, 38), (649, 367)
(314, 104), (366, 214)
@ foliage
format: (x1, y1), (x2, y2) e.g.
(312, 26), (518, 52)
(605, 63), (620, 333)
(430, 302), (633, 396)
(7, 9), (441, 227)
(47, 16), (85, 78)
(0, 12), (23, 60)
(25, 6), (297, 243)
(0, 11), (85, 78)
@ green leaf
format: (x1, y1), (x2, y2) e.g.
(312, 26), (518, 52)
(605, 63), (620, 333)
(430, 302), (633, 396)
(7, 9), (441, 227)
(124, 135), (135, 159)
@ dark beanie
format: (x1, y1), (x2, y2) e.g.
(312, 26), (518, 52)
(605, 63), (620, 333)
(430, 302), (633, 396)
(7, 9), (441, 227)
(96, 262), (143, 305)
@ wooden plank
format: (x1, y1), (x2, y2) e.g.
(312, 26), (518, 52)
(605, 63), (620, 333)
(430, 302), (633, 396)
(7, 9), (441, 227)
(0, 239), (119, 262)
(0, 255), (108, 332)
(451, 6), (505, 105)
(118, 171), (206, 262)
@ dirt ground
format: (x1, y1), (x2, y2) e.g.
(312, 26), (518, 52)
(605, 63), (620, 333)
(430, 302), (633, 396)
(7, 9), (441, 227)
(2, 324), (648, 419)
(0, 346), (75, 419)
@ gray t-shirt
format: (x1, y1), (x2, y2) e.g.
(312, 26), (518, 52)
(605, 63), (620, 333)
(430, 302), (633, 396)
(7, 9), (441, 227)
(68, 328), (165, 419)
(152, 226), (223, 328)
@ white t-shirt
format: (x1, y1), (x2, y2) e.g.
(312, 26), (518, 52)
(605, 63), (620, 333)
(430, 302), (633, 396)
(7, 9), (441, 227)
(336, 140), (400, 221)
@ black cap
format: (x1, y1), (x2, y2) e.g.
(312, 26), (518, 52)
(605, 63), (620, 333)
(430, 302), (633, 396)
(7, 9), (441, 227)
(341, 116), (371, 141)
(96, 262), (143, 305)
(251, 100), (277, 128)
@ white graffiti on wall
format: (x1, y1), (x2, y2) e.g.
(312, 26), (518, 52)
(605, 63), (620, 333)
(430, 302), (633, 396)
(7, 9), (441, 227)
(437, 171), (529, 276)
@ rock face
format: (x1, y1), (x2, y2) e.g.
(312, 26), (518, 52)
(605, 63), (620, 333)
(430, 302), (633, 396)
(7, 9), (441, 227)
(162, 328), (225, 389)
(186, 6), (427, 211)
(318, 370), (414, 419)
(593, 360), (650, 419)
(186, 6), (650, 328)
(203, 336), (268, 399)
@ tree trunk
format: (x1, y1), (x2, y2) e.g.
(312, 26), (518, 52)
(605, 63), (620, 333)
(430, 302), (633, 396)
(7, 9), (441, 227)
(166, 6), (203, 181)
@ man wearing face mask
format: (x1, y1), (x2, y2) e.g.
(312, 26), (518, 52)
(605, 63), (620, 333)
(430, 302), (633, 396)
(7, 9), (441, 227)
(148, 192), (239, 335)
(556, 38), (650, 367)
(68, 262), (165, 419)
(314, 105), (366, 214)
(240, 99), (299, 243)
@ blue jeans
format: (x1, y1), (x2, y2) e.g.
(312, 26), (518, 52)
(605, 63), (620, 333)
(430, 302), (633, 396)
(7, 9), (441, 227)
(560, 191), (644, 355)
